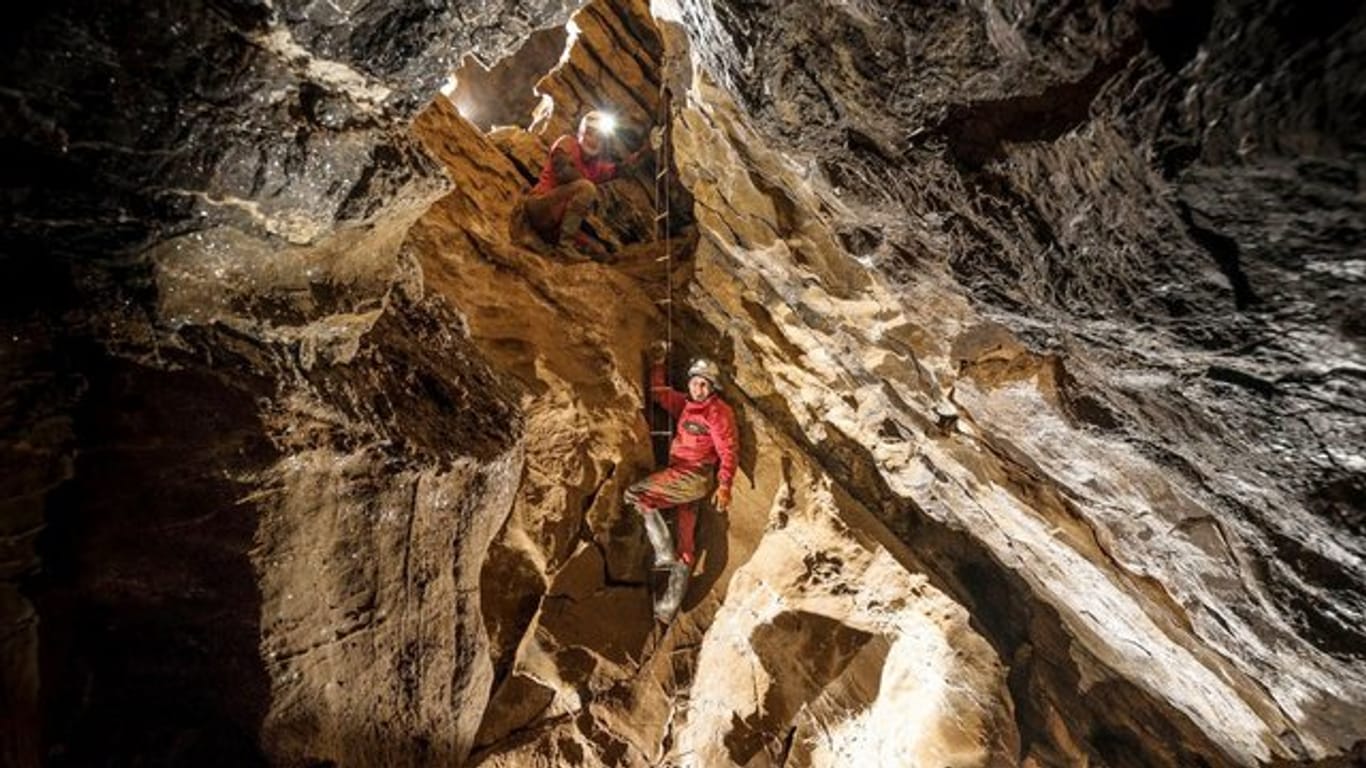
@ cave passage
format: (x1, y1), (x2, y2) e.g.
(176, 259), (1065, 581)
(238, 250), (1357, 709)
(6, 0), (1366, 766)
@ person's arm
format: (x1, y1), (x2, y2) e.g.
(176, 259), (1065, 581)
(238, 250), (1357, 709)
(596, 139), (652, 183)
(624, 127), (662, 174)
(650, 361), (687, 419)
(710, 402), (738, 511)
(586, 157), (619, 184)
(620, 143), (653, 174)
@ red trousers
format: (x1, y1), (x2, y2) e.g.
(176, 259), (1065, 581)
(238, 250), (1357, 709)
(523, 179), (598, 243)
(624, 464), (712, 565)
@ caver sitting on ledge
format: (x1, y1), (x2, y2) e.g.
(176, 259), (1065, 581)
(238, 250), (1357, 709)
(517, 110), (651, 261)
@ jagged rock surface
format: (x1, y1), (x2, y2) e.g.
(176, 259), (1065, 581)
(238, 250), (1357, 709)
(2, 1), (578, 765)
(2, 0), (1363, 767)
(662, 0), (1366, 764)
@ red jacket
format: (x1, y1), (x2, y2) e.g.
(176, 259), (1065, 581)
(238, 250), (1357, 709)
(531, 135), (618, 195)
(650, 363), (738, 491)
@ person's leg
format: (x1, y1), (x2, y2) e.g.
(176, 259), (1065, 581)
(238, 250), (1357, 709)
(525, 180), (597, 245)
(675, 503), (697, 566)
(556, 179), (598, 245)
(510, 195), (553, 254)
(624, 465), (712, 514)
(625, 468), (711, 623)
(625, 470), (682, 567)
(624, 465), (711, 566)
(524, 192), (566, 243)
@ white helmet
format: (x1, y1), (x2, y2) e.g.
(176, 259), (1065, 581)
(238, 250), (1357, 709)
(687, 358), (722, 390)
(578, 110), (616, 139)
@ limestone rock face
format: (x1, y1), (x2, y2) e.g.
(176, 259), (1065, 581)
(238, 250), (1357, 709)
(674, 461), (1017, 767)
(2, 1), (571, 765)
(405, 5), (1015, 764)
(661, 0), (1366, 764)
(3, 0), (1364, 767)
(3, 0), (585, 257)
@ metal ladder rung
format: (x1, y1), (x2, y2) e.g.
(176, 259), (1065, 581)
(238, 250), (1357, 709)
(654, 297), (672, 305)
(649, 430), (674, 436)
(653, 212), (669, 222)
(655, 168), (670, 180)
(655, 254), (671, 263)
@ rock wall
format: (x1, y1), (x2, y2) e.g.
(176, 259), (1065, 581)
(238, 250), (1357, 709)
(2, 1), (573, 765)
(2, 0), (1363, 766)
(656, 0), (1366, 764)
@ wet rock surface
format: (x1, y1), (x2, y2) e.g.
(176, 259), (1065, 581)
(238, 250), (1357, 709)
(3, 0), (1364, 766)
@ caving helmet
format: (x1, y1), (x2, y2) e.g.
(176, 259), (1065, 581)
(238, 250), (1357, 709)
(578, 110), (616, 137)
(577, 110), (615, 156)
(687, 358), (722, 391)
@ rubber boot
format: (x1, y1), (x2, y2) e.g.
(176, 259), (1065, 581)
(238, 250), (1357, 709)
(655, 562), (690, 624)
(642, 508), (679, 569)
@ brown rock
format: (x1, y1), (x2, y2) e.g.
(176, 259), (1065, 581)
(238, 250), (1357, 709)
(6, 0), (1364, 766)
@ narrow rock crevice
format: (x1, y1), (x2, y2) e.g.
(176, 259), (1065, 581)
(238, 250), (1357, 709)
(1179, 201), (1261, 311)
(941, 36), (1144, 169)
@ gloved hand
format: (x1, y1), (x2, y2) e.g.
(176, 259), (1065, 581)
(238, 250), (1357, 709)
(649, 340), (669, 363)
(712, 486), (731, 512)
(627, 150), (655, 170)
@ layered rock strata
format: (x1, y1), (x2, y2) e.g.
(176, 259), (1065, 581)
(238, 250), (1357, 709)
(3, 1), (576, 765)
(2, 0), (1362, 766)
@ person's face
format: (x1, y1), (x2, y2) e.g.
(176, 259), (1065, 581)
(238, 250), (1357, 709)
(579, 126), (604, 157)
(688, 376), (713, 401)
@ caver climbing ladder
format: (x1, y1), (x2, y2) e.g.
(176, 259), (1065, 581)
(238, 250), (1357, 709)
(645, 85), (692, 626)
